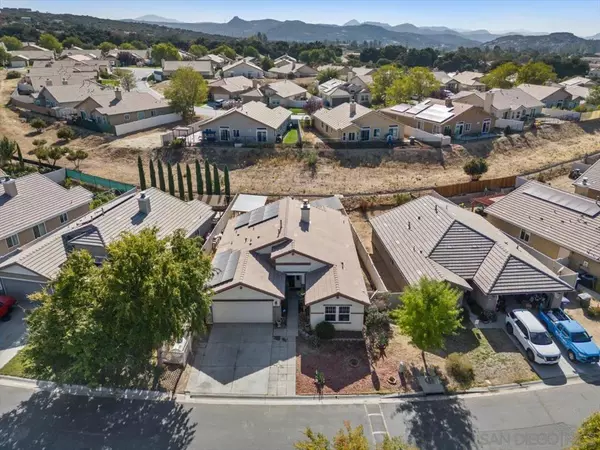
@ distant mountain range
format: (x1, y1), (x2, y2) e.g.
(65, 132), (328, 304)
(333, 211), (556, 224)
(134, 15), (180, 24)
(486, 32), (600, 54)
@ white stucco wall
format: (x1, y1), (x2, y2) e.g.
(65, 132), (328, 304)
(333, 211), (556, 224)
(309, 296), (365, 331)
(212, 285), (279, 301)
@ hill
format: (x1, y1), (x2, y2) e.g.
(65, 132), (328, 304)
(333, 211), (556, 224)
(485, 32), (600, 54)
(132, 15), (180, 23)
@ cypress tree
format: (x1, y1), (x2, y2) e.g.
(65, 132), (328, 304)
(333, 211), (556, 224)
(204, 160), (213, 195)
(224, 165), (231, 198)
(137, 155), (147, 190)
(195, 159), (203, 196)
(213, 164), (221, 195)
(167, 163), (175, 196)
(149, 159), (157, 188)
(176, 164), (185, 200)
(157, 160), (166, 191)
(16, 144), (24, 170)
(186, 164), (194, 200)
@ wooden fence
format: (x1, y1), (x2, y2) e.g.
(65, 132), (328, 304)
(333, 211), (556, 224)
(434, 175), (516, 198)
(581, 110), (600, 122)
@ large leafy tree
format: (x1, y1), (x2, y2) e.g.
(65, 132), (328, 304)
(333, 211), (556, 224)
(1, 36), (22, 51)
(62, 36), (83, 49)
(385, 67), (440, 105)
(481, 62), (519, 89)
(243, 45), (259, 58)
(98, 41), (116, 54)
(189, 44), (208, 58)
(152, 42), (181, 65)
(113, 68), (137, 91)
(120, 42), (135, 50)
(571, 412), (600, 450)
(0, 46), (10, 66)
(213, 44), (236, 60)
(24, 228), (214, 386)
(587, 86), (600, 106)
(316, 68), (340, 84)
(38, 33), (63, 53)
(371, 65), (404, 105)
(516, 61), (557, 85)
(164, 67), (208, 122)
(0, 136), (17, 167)
(392, 277), (462, 370)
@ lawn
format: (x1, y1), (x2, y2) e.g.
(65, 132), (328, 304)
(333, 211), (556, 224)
(0, 349), (29, 378)
(288, 108), (305, 114)
(283, 129), (299, 144)
(100, 79), (120, 87)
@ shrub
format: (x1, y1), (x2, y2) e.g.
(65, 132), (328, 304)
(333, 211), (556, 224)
(29, 118), (47, 132)
(463, 157), (489, 180)
(6, 70), (21, 80)
(393, 193), (411, 206)
(571, 412), (600, 450)
(588, 304), (600, 318)
(170, 137), (184, 148)
(315, 321), (335, 340)
(56, 126), (75, 141)
(305, 150), (317, 170)
(573, 104), (588, 113)
(446, 353), (474, 386)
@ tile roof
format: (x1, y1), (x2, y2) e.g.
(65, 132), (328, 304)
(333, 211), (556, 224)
(10, 50), (54, 60)
(208, 76), (253, 94)
(213, 197), (369, 305)
(516, 84), (567, 102)
(199, 54), (228, 65)
(452, 71), (485, 86)
(573, 158), (600, 189)
(0, 188), (214, 279)
(433, 71), (453, 84)
(60, 49), (102, 59)
(266, 80), (307, 98)
(223, 59), (264, 73)
(162, 60), (214, 75)
(85, 91), (171, 116)
(485, 181), (600, 261)
(351, 66), (375, 77)
(201, 101), (291, 130)
(312, 102), (371, 131)
(41, 80), (110, 104)
(0, 173), (93, 240)
(371, 195), (570, 295)
(565, 85), (590, 100)
(27, 73), (96, 91)
(560, 77), (592, 87)
(382, 98), (474, 124)
(487, 88), (544, 110)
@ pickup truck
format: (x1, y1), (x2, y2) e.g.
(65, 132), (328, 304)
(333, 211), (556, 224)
(539, 308), (600, 364)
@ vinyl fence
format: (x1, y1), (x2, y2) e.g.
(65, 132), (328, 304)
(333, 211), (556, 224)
(434, 175), (516, 198)
(495, 118), (524, 131)
(114, 113), (182, 136)
(404, 125), (451, 147)
(541, 108), (581, 121)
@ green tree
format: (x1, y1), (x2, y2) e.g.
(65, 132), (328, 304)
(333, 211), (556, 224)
(516, 61), (557, 85)
(587, 86), (600, 105)
(463, 157), (489, 181)
(243, 45), (259, 58)
(32, 146), (49, 167)
(195, 159), (203, 195)
(157, 160), (166, 191)
(56, 126), (75, 141)
(24, 228), (213, 386)
(38, 33), (62, 53)
(167, 163), (175, 196)
(62, 36), (83, 49)
(16, 143), (24, 170)
(481, 62), (519, 89)
(391, 277), (462, 370)
(149, 159), (157, 188)
(385, 76), (412, 105)
(47, 146), (67, 167)
(137, 155), (147, 190)
(316, 67), (340, 84)
(164, 67), (208, 122)
(65, 149), (88, 170)
(405, 67), (440, 100)
(214, 44), (236, 60)
(176, 164), (185, 200)
(213, 164), (221, 195)
(152, 42), (181, 65)
(204, 160), (212, 195)
(130, 40), (147, 50)
(571, 412), (600, 450)
(98, 41), (117, 54)
(1, 36), (22, 50)
(189, 44), (208, 57)
(0, 137), (16, 167)
(185, 164), (194, 200)
(120, 42), (135, 50)
(0, 46), (10, 66)
(261, 56), (274, 71)
(30, 118), (46, 132)
(224, 165), (231, 198)
(113, 69), (137, 91)
(371, 65), (404, 105)
(295, 422), (413, 450)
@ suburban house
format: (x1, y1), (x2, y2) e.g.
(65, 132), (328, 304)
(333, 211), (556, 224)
(347, 73), (373, 104)
(560, 76), (596, 88)
(452, 89), (543, 121)
(381, 97), (494, 137)
(31, 59), (111, 73)
(0, 174), (93, 257)
(433, 71), (458, 91)
(196, 101), (291, 144)
(240, 88), (265, 104)
(317, 64), (353, 78)
(564, 85), (590, 107)
(59, 49), (102, 60)
(267, 62), (318, 79)
(312, 102), (404, 142)
(9, 50), (54, 67)
(74, 89), (174, 133)
(573, 159), (600, 199)
(208, 197), (369, 329)
(19, 71), (96, 94)
(0, 188), (214, 301)
(208, 76), (254, 101)
(199, 54), (231, 68)
(350, 66), (376, 77)
(222, 60), (264, 79)
(273, 54), (297, 67)
(162, 60), (214, 79)
(35, 80), (111, 110)
(107, 49), (150, 66)
(516, 84), (572, 109)
(21, 42), (49, 51)
(263, 80), (308, 107)
(485, 181), (600, 292)
(451, 71), (486, 92)
(370, 195), (572, 311)
(318, 78), (352, 106)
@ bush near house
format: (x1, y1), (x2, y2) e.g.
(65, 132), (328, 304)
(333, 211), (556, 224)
(6, 70), (21, 80)
(445, 352), (475, 386)
(463, 158), (489, 181)
(315, 321), (336, 340)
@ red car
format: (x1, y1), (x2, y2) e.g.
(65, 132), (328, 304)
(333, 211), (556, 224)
(0, 295), (16, 320)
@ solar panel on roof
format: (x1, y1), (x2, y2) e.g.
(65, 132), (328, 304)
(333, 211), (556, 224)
(248, 202), (280, 227)
(235, 211), (251, 229)
(391, 104), (411, 113)
(416, 104), (454, 123)
(210, 249), (240, 286)
(406, 100), (431, 115)
(523, 184), (600, 217)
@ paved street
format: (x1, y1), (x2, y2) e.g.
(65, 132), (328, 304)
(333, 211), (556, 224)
(0, 381), (598, 449)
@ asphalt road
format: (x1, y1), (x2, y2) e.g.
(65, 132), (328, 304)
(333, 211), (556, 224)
(0, 381), (598, 450)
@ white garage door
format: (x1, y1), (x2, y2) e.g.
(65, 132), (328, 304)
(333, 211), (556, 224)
(212, 301), (272, 323)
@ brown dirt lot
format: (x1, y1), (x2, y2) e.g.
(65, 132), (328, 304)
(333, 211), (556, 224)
(3, 69), (600, 195)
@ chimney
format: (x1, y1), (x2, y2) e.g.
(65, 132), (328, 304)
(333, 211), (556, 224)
(1, 177), (17, 197)
(252, 79), (260, 89)
(349, 101), (356, 117)
(115, 88), (122, 101)
(300, 199), (310, 224)
(45, 79), (52, 86)
(62, 77), (67, 85)
(292, 61), (295, 70)
(484, 91), (494, 114)
(445, 97), (453, 108)
(347, 70), (355, 82)
(137, 191), (151, 214)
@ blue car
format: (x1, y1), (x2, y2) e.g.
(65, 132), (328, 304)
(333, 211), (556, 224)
(539, 308), (600, 363)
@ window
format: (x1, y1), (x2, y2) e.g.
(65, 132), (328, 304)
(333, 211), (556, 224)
(342, 132), (346, 141)
(324, 305), (351, 323)
(360, 128), (370, 141)
(464, 123), (472, 132)
(59, 212), (68, 224)
(325, 125), (329, 132)
(443, 125), (452, 135)
(519, 229), (530, 243)
(137, 111), (145, 120)
(515, 320), (529, 339)
(347, 132), (356, 141)
(516, 110), (521, 119)
(233, 129), (240, 138)
(123, 114), (130, 122)
(6, 234), (19, 249)
(256, 128), (267, 142)
(416, 121), (424, 130)
(388, 126), (398, 138)
(33, 223), (47, 239)
(432, 124), (441, 134)
(220, 127), (230, 141)
(373, 128), (380, 138)
(150, 110), (156, 117)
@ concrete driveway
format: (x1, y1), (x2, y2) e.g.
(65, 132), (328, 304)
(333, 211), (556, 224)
(0, 300), (31, 369)
(187, 324), (296, 396)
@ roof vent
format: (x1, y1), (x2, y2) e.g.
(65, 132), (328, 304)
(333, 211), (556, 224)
(582, 177), (589, 186)
(137, 191), (151, 214)
(1, 177), (17, 197)
(301, 198), (310, 224)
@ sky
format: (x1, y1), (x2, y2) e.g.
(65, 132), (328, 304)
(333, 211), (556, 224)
(3, 0), (600, 36)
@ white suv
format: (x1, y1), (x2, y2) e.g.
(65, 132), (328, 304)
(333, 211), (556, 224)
(506, 309), (561, 364)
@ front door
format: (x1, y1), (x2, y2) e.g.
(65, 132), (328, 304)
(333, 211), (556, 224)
(455, 122), (464, 136)
(360, 128), (370, 141)
(482, 119), (491, 134)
